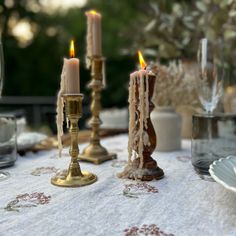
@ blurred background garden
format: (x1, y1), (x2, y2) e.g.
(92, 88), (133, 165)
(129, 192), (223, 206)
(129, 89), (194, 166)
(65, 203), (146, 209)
(1, 0), (236, 134)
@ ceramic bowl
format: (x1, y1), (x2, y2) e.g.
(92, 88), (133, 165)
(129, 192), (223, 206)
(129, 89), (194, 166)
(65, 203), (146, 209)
(209, 156), (236, 193)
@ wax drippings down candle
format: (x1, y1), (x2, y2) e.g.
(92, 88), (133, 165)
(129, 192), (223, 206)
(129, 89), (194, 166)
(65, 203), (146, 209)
(118, 51), (155, 180)
(128, 52), (150, 168)
(56, 40), (80, 156)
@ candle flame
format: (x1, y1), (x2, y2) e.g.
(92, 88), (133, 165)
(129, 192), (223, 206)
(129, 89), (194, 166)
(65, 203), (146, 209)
(138, 50), (147, 69)
(70, 40), (75, 58)
(89, 10), (98, 15)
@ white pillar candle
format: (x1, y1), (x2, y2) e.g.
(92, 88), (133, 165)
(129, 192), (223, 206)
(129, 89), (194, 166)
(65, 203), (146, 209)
(85, 10), (102, 58)
(64, 58), (80, 94)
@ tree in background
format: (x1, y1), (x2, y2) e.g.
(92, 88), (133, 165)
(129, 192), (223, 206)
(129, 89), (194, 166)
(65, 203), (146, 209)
(1, 0), (235, 110)
(0, 0), (140, 107)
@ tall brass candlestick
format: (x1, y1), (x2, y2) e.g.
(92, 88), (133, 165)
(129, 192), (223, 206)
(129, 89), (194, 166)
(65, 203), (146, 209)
(78, 57), (117, 164)
(51, 94), (97, 187)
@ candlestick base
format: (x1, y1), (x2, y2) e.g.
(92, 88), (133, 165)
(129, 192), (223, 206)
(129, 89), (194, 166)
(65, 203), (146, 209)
(51, 170), (97, 188)
(118, 157), (164, 181)
(52, 94), (97, 187)
(78, 143), (116, 164)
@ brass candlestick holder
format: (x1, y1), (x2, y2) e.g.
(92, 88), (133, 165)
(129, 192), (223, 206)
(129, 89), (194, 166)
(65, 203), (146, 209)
(51, 94), (97, 187)
(78, 56), (117, 164)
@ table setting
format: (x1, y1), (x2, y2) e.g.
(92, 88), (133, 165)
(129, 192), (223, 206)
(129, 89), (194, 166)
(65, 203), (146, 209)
(0, 6), (236, 236)
(1, 136), (236, 236)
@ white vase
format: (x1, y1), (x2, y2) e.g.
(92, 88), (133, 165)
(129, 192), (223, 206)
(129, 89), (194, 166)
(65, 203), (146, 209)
(151, 106), (182, 151)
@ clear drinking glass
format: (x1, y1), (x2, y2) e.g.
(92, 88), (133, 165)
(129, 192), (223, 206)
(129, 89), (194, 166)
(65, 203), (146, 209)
(0, 34), (12, 181)
(192, 38), (225, 174)
(192, 114), (236, 174)
(0, 34), (4, 94)
(0, 114), (17, 163)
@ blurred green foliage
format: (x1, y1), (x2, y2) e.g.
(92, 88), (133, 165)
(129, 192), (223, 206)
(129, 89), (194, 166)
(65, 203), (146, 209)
(0, 0), (139, 107)
(1, 0), (236, 109)
(132, 0), (236, 83)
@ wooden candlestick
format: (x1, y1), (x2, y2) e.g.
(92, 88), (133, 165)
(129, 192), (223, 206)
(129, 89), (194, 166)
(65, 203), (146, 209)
(134, 74), (164, 180)
(119, 74), (164, 181)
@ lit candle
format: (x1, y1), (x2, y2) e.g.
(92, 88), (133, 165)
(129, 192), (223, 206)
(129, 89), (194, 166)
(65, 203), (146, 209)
(65, 40), (80, 93)
(56, 40), (80, 156)
(128, 51), (151, 168)
(85, 10), (102, 58)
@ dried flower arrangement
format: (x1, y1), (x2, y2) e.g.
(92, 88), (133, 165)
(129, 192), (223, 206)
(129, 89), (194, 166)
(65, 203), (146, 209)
(150, 60), (200, 109)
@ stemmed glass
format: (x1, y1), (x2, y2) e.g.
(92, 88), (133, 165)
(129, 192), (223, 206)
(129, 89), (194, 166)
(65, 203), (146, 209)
(192, 38), (224, 174)
(197, 38), (224, 143)
(197, 38), (224, 115)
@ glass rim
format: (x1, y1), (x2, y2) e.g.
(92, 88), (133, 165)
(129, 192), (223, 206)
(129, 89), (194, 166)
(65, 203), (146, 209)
(193, 112), (236, 118)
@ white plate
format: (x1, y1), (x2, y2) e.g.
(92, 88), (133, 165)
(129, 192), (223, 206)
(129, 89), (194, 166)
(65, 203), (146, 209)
(209, 156), (236, 193)
(17, 132), (47, 151)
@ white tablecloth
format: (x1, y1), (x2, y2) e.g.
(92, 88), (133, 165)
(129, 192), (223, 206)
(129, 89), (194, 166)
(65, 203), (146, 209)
(0, 134), (236, 236)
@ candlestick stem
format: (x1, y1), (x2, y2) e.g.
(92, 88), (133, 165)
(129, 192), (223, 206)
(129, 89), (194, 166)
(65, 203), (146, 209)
(51, 94), (97, 187)
(79, 57), (116, 164)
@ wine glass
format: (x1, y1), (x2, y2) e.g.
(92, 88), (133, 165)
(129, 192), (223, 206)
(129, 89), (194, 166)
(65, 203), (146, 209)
(192, 38), (225, 175)
(197, 38), (224, 114)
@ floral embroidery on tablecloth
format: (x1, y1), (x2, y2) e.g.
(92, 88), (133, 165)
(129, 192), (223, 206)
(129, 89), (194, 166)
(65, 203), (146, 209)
(4, 192), (51, 212)
(176, 156), (191, 163)
(111, 160), (128, 168)
(124, 224), (174, 236)
(31, 167), (59, 176)
(123, 183), (158, 198)
(49, 153), (70, 159)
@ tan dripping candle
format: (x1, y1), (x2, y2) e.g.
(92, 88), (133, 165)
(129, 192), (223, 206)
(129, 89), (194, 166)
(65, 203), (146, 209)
(56, 40), (80, 156)
(118, 51), (164, 180)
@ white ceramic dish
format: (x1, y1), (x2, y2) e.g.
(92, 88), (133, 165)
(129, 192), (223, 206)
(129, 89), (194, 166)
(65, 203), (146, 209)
(209, 156), (236, 193)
